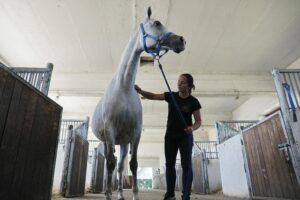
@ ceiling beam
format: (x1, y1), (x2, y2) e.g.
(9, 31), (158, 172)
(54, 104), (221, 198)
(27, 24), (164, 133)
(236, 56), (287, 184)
(49, 89), (275, 98)
(49, 72), (276, 97)
(59, 110), (231, 127)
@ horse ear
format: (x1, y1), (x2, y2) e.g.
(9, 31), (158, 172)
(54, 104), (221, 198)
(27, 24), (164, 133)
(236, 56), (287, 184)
(147, 7), (152, 19)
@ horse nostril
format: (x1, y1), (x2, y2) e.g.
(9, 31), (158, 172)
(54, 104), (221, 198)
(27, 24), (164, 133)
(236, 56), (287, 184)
(180, 36), (186, 45)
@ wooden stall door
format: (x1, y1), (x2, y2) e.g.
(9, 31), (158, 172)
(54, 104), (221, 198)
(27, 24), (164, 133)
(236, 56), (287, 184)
(0, 66), (62, 200)
(192, 153), (207, 194)
(243, 112), (300, 199)
(91, 150), (105, 193)
(61, 132), (89, 197)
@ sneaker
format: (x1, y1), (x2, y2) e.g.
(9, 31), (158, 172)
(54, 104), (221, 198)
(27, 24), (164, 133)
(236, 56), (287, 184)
(181, 197), (190, 200)
(181, 195), (190, 200)
(163, 197), (176, 200)
(163, 194), (176, 200)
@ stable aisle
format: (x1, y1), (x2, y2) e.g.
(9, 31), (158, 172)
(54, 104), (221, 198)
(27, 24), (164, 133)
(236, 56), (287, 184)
(53, 189), (247, 200)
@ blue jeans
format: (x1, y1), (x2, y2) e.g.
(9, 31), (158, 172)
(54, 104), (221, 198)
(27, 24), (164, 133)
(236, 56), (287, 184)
(164, 134), (194, 200)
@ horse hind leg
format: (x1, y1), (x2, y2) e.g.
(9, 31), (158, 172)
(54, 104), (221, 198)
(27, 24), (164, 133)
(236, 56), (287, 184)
(117, 144), (129, 200)
(130, 136), (141, 200)
(104, 143), (116, 200)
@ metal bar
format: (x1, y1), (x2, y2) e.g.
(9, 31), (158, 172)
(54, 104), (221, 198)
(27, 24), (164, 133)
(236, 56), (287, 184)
(282, 73), (289, 106)
(59, 118), (90, 143)
(42, 63), (53, 95)
(59, 119), (86, 143)
(216, 120), (258, 144)
(88, 140), (101, 156)
(32, 73), (37, 89)
(28, 72), (34, 86)
(194, 141), (218, 159)
(278, 69), (300, 73)
(9, 64), (53, 95)
(9, 67), (51, 73)
(60, 125), (74, 197)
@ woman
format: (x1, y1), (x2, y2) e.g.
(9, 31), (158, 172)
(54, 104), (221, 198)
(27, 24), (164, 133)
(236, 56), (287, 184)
(135, 73), (202, 200)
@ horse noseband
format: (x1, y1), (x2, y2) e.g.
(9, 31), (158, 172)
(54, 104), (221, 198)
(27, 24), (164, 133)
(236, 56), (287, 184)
(140, 23), (173, 59)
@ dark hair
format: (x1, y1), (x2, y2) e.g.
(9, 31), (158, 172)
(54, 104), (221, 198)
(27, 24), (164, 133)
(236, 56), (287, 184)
(181, 73), (195, 94)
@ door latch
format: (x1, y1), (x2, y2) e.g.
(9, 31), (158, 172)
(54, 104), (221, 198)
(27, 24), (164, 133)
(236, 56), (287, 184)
(278, 143), (291, 161)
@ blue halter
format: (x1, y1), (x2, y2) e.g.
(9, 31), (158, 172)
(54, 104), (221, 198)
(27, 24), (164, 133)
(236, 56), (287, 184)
(140, 23), (173, 59)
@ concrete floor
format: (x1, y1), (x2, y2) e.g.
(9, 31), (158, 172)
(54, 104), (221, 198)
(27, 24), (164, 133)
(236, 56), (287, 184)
(52, 189), (246, 200)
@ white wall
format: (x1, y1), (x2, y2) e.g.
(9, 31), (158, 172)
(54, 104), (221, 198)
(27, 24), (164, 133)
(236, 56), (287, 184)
(85, 156), (94, 189)
(208, 128), (218, 141)
(232, 96), (279, 120)
(219, 134), (250, 198)
(52, 144), (65, 194)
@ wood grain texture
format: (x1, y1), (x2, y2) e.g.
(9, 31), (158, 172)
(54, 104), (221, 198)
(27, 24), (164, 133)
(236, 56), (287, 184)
(243, 113), (300, 199)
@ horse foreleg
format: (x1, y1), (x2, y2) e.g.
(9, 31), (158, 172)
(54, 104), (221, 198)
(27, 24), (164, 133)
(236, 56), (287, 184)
(105, 143), (116, 200)
(130, 137), (140, 200)
(117, 144), (129, 200)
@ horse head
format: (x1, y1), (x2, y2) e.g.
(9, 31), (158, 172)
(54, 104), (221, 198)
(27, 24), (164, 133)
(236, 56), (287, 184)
(140, 7), (186, 56)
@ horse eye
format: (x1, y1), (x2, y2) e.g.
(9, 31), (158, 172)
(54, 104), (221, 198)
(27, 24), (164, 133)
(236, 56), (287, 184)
(153, 21), (161, 27)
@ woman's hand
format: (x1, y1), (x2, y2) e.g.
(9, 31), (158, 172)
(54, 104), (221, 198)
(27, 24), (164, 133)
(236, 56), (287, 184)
(134, 85), (142, 93)
(134, 86), (165, 101)
(184, 126), (193, 134)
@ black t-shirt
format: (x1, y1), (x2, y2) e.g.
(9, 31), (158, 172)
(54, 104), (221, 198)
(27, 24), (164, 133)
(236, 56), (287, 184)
(164, 92), (201, 137)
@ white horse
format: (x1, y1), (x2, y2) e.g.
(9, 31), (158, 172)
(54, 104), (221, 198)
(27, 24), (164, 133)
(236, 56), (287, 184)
(91, 7), (185, 200)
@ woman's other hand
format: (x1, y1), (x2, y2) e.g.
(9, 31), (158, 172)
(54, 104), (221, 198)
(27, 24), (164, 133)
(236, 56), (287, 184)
(184, 126), (193, 134)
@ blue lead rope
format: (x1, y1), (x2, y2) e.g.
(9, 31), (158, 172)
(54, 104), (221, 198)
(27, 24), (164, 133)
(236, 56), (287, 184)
(158, 60), (191, 200)
(283, 83), (297, 122)
(157, 60), (188, 129)
(140, 22), (191, 199)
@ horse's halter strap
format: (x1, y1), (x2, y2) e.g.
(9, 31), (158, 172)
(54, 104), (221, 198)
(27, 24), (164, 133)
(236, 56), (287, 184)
(140, 23), (173, 59)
